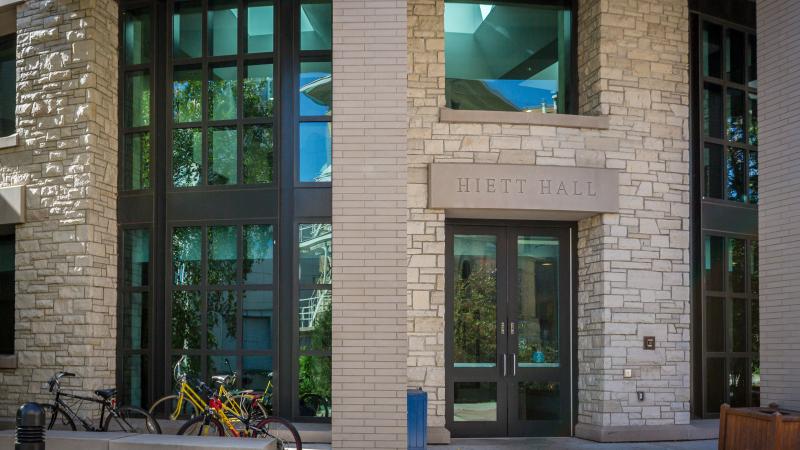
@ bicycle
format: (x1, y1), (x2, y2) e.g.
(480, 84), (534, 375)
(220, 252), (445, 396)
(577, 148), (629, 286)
(41, 371), (161, 434)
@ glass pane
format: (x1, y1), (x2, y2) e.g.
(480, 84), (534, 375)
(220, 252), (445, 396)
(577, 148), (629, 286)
(124, 229), (150, 287)
(125, 71), (150, 127)
(748, 93), (758, 146)
(704, 235), (724, 291)
(454, 382), (496, 422)
(706, 357), (725, 414)
(244, 224), (274, 284)
(729, 358), (748, 407)
(173, 2), (202, 59)
(703, 83), (723, 138)
(170, 355), (201, 390)
(0, 235), (11, 355)
(207, 290), (237, 350)
(124, 133), (151, 190)
(747, 34), (757, 89)
(299, 61), (331, 116)
(748, 150), (758, 205)
(703, 143), (723, 199)
(299, 289), (331, 351)
(243, 356), (273, 393)
(244, 64), (274, 118)
(208, 225), (237, 285)
(121, 354), (148, 408)
(728, 238), (746, 293)
(445, 3), (571, 113)
(172, 226), (202, 285)
(208, 127), (238, 185)
(731, 298), (746, 352)
(209, 66), (238, 121)
(209, 0), (238, 56)
(518, 382), (560, 421)
(172, 127), (202, 187)
(247, 1), (274, 53)
(727, 147), (746, 202)
(173, 67), (202, 123)
(702, 22), (722, 78)
(122, 292), (148, 350)
(298, 355), (332, 417)
(751, 358), (760, 406)
(208, 355), (238, 377)
(706, 297), (724, 352)
(300, 1), (332, 51)
(244, 125), (274, 184)
(298, 223), (332, 285)
(299, 122), (331, 182)
(0, 36), (14, 136)
(517, 236), (559, 367)
(171, 291), (201, 349)
(124, 8), (151, 65)
(727, 88), (745, 143)
(453, 234), (497, 367)
(726, 29), (745, 84)
(750, 241), (759, 295)
(752, 299), (759, 355)
(243, 291), (273, 350)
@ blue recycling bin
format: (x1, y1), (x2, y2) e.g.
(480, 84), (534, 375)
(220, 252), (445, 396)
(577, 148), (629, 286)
(407, 388), (428, 450)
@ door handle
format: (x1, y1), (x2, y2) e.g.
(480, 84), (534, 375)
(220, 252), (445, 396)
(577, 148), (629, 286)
(510, 321), (515, 335)
(512, 353), (516, 376)
(500, 321), (505, 335)
(503, 354), (507, 377)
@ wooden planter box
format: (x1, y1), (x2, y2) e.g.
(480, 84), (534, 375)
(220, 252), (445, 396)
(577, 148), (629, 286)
(719, 403), (800, 450)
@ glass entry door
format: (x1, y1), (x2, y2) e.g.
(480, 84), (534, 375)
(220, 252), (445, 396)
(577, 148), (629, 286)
(446, 223), (572, 437)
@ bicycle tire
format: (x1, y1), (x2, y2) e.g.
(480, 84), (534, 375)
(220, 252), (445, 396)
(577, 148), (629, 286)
(148, 394), (198, 421)
(255, 416), (302, 450)
(40, 403), (77, 431)
(104, 405), (162, 434)
(177, 414), (226, 437)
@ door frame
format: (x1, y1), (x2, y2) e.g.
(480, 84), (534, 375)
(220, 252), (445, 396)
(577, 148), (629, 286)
(444, 219), (578, 438)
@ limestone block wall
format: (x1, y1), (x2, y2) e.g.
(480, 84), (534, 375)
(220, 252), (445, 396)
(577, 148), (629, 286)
(0, 0), (118, 415)
(407, 0), (690, 435)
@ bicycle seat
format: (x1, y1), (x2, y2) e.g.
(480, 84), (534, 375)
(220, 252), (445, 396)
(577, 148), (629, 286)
(94, 388), (116, 400)
(211, 375), (232, 386)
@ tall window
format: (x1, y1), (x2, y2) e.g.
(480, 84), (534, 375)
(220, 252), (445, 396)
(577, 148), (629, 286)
(444, 1), (574, 113)
(0, 232), (13, 356)
(118, 0), (332, 421)
(0, 33), (14, 137)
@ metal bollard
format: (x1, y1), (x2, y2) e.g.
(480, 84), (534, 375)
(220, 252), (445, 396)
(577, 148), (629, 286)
(15, 403), (45, 450)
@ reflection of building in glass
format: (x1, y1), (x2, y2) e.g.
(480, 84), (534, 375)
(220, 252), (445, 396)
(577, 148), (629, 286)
(299, 223), (332, 332)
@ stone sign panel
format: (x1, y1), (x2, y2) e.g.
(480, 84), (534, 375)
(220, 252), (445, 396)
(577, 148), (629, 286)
(429, 163), (619, 214)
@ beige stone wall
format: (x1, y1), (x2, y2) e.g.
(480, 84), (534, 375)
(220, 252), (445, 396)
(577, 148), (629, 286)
(0, 0), (118, 415)
(331, 0), (408, 448)
(408, 0), (690, 436)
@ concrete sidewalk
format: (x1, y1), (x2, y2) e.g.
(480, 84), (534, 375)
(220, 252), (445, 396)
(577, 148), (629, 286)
(434, 438), (718, 450)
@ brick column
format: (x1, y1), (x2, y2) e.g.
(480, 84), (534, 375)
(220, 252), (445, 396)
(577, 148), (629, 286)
(0, 0), (118, 415)
(574, 0), (692, 440)
(331, 1), (408, 448)
(757, 0), (800, 411)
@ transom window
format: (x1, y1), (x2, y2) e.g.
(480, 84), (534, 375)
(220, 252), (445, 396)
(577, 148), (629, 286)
(0, 32), (14, 137)
(444, 1), (574, 114)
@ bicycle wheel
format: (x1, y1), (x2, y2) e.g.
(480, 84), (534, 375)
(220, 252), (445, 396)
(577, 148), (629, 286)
(104, 406), (162, 434)
(255, 417), (302, 450)
(228, 393), (268, 423)
(177, 414), (225, 437)
(148, 394), (198, 421)
(40, 403), (76, 431)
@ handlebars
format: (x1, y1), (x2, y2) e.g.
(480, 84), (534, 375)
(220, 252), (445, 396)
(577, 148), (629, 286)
(47, 371), (75, 392)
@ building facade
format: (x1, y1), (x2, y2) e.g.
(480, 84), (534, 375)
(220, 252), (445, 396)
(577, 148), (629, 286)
(0, 0), (796, 448)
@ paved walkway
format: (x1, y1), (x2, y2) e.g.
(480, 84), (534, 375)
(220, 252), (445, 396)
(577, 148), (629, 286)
(297, 438), (718, 450)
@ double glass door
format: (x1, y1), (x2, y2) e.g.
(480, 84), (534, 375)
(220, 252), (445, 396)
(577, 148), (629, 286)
(446, 223), (572, 437)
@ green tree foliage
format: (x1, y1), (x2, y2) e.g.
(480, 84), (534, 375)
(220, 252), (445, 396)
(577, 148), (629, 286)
(454, 262), (497, 364)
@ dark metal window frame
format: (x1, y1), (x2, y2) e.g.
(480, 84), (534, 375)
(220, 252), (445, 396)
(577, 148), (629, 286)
(117, 0), (332, 422)
(690, 9), (759, 419)
(0, 33), (15, 138)
(442, 0), (578, 115)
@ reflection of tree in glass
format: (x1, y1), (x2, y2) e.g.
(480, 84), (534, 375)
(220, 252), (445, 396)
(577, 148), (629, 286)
(173, 75), (202, 122)
(454, 262), (497, 364)
(172, 291), (201, 350)
(208, 291), (237, 350)
(172, 227), (201, 285)
(244, 126), (273, 184)
(299, 302), (331, 417)
(243, 74), (273, 117)
(173, 128), (201, 187)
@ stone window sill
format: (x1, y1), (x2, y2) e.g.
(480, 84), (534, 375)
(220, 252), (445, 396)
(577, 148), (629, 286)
(439, 108), (610, 130)
(0, 354), (16, 369)
(0, 133), (17, 149)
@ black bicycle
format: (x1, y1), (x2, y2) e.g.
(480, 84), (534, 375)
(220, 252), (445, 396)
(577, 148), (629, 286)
(41, 371), (161, 434)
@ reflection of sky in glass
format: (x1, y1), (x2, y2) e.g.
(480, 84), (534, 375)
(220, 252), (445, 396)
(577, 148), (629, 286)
(300, 70), (331, 116)
(483, 79), (558, 110)
(299, 122), (331, 182)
